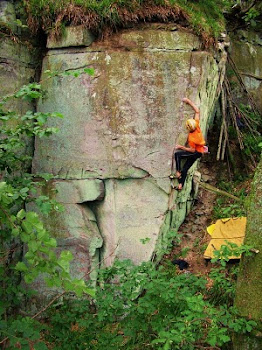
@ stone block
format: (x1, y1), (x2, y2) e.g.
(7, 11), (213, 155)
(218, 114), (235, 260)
(47, 26), (95, 49)
(0, 1), (17, 32)
(193, 171), (201, 198)
(53, 179), (104, 203)
(26, 201), (103, 288)
(119, 28), (201, 51)
(50, 203), (103, 282)
(94, 178), (168, 265)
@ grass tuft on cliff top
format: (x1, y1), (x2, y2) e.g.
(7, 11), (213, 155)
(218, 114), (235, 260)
(23, 0), (229, 46)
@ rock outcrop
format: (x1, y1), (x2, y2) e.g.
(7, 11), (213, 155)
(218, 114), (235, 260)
(229, 30), (262, 114)
(32, 24), (227, 278)
(0, 1), (36, 103)
(0, 1), (37, 167)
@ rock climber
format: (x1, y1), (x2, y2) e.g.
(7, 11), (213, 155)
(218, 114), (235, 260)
(170, 97), (206, 190)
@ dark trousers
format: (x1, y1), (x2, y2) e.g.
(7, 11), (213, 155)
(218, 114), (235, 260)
(174, 150), (202, 186)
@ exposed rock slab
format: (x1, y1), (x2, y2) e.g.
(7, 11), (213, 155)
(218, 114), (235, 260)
(0, 39), (36, 112)
(230, 30), (262, 114)
(34, 30), (219, 181)
(53, 179), (104, 203)
(47, 26), (95, 49)
(93, 178), (168, 265)
(0, 1), (17, 32)
(33, 25), (226, 266)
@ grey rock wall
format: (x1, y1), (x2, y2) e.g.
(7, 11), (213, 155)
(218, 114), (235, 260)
(0, 1), (35, 103)
(32, 24), (227, 276)
(0, 1), (37, 167)
(229, 30), (262, 114)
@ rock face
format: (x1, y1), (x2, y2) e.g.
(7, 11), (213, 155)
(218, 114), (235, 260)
(229, 30), (262, 114)
(0, 7), (35, 98)
(33, 25), (226, 275)
(0, 1), (37, 166)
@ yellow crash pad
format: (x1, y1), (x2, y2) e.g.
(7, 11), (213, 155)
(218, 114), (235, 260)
(204, 217), (247, 259)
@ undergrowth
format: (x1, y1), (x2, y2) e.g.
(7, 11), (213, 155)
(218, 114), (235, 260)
(0, 72), (95, 350)
(43, 248), (257, 350)
(212, 185), (247, 220)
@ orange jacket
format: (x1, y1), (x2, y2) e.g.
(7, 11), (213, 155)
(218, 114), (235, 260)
(188, 120), (206, 153)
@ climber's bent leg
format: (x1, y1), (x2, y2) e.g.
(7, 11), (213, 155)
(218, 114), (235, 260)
(174, 150), (191, 176)
(179, 152), (202, 187)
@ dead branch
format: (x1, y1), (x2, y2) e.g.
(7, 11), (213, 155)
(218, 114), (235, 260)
(224, 78), (245, 149)
(221, 134), (227, 161)
(240, 72), (262, 81)
(217, 120), (224, 160)
(198, 181), (242, 202)
(228, 55), (260, 114)
(217, 87), (230, 161)
(240, 0), (260, 15)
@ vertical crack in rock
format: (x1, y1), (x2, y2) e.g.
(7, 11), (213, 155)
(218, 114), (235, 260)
(77, 202), (104, 283)
(89, 179), (118, 267)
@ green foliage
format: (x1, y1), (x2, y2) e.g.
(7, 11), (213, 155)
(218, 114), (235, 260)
(155, 229), (183, 261)
(140, 237), (151, 244)
(44, 257), (257, 350)
(213, 199), (246, 219)
(211, 241), (254, 266)
(238, 104), (262, 157)
(224, 100), (262, 169)
(0, 71), (95, 348)
(213, 195), (246, 220)
(212, 179), (247, 220)
(24, 0), (227, 42)
(207, 242), (254, 312)
(226, 0), (262, 29)
(44, 67), (95, 79)
(243, 7), (261, 27)
(0, 317), (48, 350)
(208, 265), (238, 306)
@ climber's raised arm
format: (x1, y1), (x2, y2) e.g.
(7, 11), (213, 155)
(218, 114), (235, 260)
(182, 98), (200, 121)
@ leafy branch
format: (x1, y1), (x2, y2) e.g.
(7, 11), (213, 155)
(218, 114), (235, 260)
(0, 68), (95, 349)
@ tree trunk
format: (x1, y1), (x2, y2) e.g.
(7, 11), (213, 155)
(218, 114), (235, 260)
(234, 156), (262, 349)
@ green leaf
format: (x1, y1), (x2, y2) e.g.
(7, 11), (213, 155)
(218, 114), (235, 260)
(34, 342), (48, 350)
(151, 339), (166, 344)
(140, 237), (151, 244)
(36, 114), (48, 125)
(60, 251), (73, 262)
(208, 336), (217, 347)
(52, 112), (64, 118)
(84, 68), (95, 76)
(22, 220), (33, 234)
(220, 335), (231, 342)
(28, 240), (39, 252)
(16, 209), (26, 220)
(45, 238), (57, 247)
(37, 229), (48, 240)
(12, 227), (20, 237)
(15, 262), (28, 272)
(164, 342), (171, 350)
(84, 287), (96, 298)
(21, 231), (30, 243)
(246, 324), (253, 332)
(26, 211), (40, 224)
